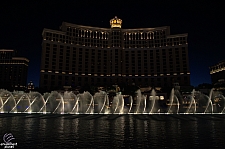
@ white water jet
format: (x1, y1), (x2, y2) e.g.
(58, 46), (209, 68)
(149, 89), (156, 114)
(143, 96), (146, 113)
(167, 88), (174, 114)
(53, 97), (63, 113)
(83, 92), (94, 114)
(128, 96), (133, 114)
(218, 94), (225, 113)
(175, 96), (180, 114)
(0, 96), (3, 113)
(119, 94), (124, 114)
(135, 90), (142, 113)
(63, 91), (77, 113)
(112, 96), (119, 114)
(71, 96), (79, 114)
(204, 89), (214, 113)
(0, 87), (224, 115)
(11, 93), (31, 113)
(185, 89), (196, 114)
(99, 94), (107, 113)
(0, 90), (17, 113)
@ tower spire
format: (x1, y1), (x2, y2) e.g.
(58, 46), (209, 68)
(110, 16), (122, 28)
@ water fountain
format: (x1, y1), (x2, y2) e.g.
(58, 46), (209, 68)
(0, 88), (224, 114)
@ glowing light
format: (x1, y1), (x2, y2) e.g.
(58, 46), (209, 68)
(110, 16), (122, 28)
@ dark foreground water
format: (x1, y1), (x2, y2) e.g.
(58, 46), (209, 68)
(0, 114), (225, 149)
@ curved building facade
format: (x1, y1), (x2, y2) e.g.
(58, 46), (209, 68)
(40, 16), (190, 91)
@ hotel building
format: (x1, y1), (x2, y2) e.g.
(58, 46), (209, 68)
(40, 16), (190, 91)
(0, 49), (29, 91)
(210, 60), (225, 84)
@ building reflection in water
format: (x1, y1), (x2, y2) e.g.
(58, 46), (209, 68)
(1, 115), (225, 148)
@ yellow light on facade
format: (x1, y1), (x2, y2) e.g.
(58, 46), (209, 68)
(110, 16), (122, 28)
(160, 96), (164, 100)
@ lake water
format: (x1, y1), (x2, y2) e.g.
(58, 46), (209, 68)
(0, 114), (225, 148)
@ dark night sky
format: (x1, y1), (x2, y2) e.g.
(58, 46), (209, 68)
(0, 1), (224, 87)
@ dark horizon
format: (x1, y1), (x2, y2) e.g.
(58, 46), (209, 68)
(0, 1), (224, 87)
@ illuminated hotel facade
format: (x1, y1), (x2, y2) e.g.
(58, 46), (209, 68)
(40, 16), (190, 91)
(0, 49), (29, 90)
(210, 60), (225, 84)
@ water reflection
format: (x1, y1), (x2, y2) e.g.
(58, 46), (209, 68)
(0, 115), (225, 148)
(39, 119), (47, 132)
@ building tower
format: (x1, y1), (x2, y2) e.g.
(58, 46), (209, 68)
(0, 49), (29, 91)
(40, 16), (190, 91)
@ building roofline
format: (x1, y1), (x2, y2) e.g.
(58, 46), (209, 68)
(42, 28), (66, 35)
(12, 57), (29, 62)
(167, 33), (188, 38)
(122, 26), (169, 31)
(0, 49), (14, 52)
(210, 60), (225, 68)
(62, 22), (170, 31)
(62, 22), (110, 31)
